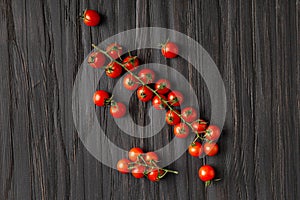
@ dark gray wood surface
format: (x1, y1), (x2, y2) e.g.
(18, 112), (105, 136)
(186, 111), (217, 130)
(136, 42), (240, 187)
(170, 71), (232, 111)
(0, 0), (299, 199)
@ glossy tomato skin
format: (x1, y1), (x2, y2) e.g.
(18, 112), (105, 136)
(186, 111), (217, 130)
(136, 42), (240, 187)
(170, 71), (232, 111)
(93, 90), (110, 106)
(123, 74), (139, 90)
(132, 165), (146, 179)
(122, 56), (140, 70)
(165, 110), (181, 125)
(117, 158), (131, 174)
(198, 165), (215, 182)
(106, 43), (123, 60)
(83, 9), (101, 26)
(192, 119), (207, 133)
(152, 95), (167, 110)
(106, 62), (123, 78)
(138, 69), (156, 84)
(174, 123), (190, 138)
(137, 86), (153, 102)
(203, 143), (219, 156)
(110, 102), (126, 118)
(88, 52), (106, 68)
(144, 152), (159, 162)
(181, 107), (198, 123)
(205, 125), (221, 141)
(161, 42), (179, 58)
(128, 147), (144, 162)
(155, 79), (171, 94)
(147, 169), (164, 182)
(188, 142), (203, 157)
(167, 91), (184, 107)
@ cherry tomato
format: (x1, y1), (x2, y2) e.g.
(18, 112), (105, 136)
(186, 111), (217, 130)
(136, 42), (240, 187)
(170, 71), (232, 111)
(167, 91), (184, 107)
(116, 158), (131, 174)
(181, 107), (198, 123)
(165, 110), (181, 125)
(203, 143), (219, 156)
(105, 62), (123, 78)
(82, 9), (101, 27)
(128, 147), (143, 162)
(106, 43), (123, 60)
(138, 69), (156, 84)
(174, 123), (189, 138)
(88, 52), (106, 68)
(123, 74), (139, 90)
(147, 169), (164, 182)
(191, 119), (207, 133)
(144, 152), (159, 162)
(198, 165), (215, 182)
(161, 41), (179, 58)
(155, 79), (171, 94)
(131, 165), (146, 179)
(122, 56), (140, 70)
(188, 142), (203, 157)
(205, 125), (221, 141)
(93, 90), (110, 106)
(110, 102), (126, 118)
(137, 86), (153, 102)
(152, 95), (167, 110)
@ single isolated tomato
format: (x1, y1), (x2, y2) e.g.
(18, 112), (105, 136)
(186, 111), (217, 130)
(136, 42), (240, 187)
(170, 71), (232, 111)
(93, 90), (110, 106)
(123, 74), (139, 90)
(144, 152), (159, 162)
(137, 86), (153, 102)
(174, 123), (190, 138)
(167, 91), (184, 107)
(181, 107), (198, 123)
(203, 143), (219, 156)
(88, 52), (106, 68)
(147, 169), (164, 182)
(152, 95), (167, 110)
(128, 147), (144, 162)
(131, 165), (146, 179)
(198, 165), (215, 182)
(106, 43), (123, 60)
(110, 102), (126, 118)
(155, 79), (171, 94)
(192, 119), (207, 133)
(205, 125), (221, 141)
(161, 41), (179, 58)
(116, 158), (131, 174)
(138, 69), (156, 84)
(122, 56), (140, 70)
(105, 62), (123, 78)
(165, 110), (181, 125)
(188, 142), (203, 157)
(82, 9), (101, 26)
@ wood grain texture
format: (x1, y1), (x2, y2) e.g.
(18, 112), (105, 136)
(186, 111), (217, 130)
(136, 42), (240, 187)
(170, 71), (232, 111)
(0, 0), (299, 199)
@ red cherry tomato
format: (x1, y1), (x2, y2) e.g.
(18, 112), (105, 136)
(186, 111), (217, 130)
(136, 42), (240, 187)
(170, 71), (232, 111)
(123, 74), (139, 90)
(116, 158), (131, 174)
(128, 147), (143, 162)
(203, 143), (219, 156)
(205, 125), (221, 141)
(131, 165), (146, 179)
(88, 52), (106, 68)
(167, 91), (184, 107)
(161, 41), (179, 58)
(144, 152), (159, 162)
(181, 107), (198, 123)
(137, 86), (153, 102)
(165, 110), (181, 125)
(138, 69), (156, 84)
(122, 56), (140, 70)
(152, 95), (167, 110)
(82, 9), (101, 27)
(198, 165), (215, 182)
(174, 123), (189, 138)
(188, 142), (203, 157)
(147, 169), (164, 182)
(93, 90), (110, 106)
(106, 43), (123, 60)
(155, 79), (171, 94)
(191, 119), (207, 133)
(105, 62), (123, 78)
(110, 102), (126, 118)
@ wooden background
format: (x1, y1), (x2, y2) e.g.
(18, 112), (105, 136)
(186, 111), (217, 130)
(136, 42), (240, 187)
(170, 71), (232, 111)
(0, 0), (299, 199)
